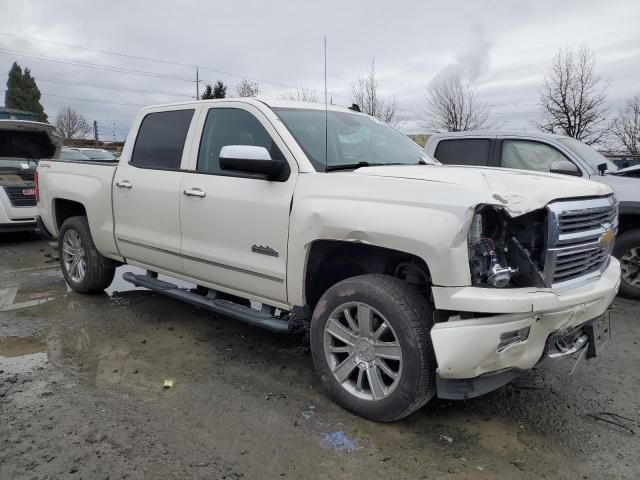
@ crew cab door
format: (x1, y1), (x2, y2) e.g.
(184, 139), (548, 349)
(179, 104), (297, 305)
(113, 108), (197, 274)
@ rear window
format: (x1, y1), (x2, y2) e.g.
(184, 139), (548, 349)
(434, 139), (491, 166)
(131, 110), (194, 169)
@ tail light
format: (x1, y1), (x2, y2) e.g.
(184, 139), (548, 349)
(34, 170), (40, 203)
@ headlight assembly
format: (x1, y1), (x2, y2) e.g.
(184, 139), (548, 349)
(468, 205), (547, 288)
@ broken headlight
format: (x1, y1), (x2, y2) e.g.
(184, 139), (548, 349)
(468, 205), (547, 288)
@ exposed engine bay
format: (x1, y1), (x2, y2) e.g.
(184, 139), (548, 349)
(468, 205), (547, 288)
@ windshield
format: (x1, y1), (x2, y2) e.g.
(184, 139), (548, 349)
(61, 149), (91, 161)
(558, 137), (618, 174)
(80, 149), (116, 160)
(273, 108), (437, 171)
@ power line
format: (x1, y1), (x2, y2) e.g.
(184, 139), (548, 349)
(42, 92), (145, 107)
(0, 73), (192, 98)
(0, 47), (193, 81)
(0, 31), (198, 69)
(0, 31), (352, 100)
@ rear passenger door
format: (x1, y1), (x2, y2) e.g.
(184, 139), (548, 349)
(432, 138), (496, 167)
(113, 108), (197, 274)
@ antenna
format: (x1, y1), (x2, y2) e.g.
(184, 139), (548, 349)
(324, 36), (328, 172)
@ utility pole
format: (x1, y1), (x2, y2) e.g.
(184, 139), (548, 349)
(93, 120), (99, 147)
(194, 66), (201, 100)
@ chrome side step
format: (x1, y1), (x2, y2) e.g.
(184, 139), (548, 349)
(122, 271), (289, 333)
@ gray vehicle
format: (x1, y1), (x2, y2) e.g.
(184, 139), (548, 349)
(425, 131), (640, 299)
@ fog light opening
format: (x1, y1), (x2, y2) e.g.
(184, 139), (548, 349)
(497, 327), (531, 352)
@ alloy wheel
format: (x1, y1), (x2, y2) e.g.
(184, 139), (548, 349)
(621, 247), (640, 287)
(323, 301), (402, 401)
(62, 229), (87, 283)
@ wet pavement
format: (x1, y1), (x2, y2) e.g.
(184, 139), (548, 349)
(1, 233), (639, 479)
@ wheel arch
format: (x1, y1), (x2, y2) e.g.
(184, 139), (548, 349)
(302, 239), (432, 311)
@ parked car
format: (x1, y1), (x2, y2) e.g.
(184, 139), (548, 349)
(71, 148), (117, 162)
(60, 148), (91, 161)
(0, 120), (61, 232)
(36, 100), (619, 421)
(425, 131), (639, 299)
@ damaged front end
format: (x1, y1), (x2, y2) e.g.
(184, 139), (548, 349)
(467, 204), (547, 289)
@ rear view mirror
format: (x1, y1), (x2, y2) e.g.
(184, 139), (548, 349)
(549, 160), (580, 176)
(219, 145), (288, 180)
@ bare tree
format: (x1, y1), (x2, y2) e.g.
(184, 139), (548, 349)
(610, 95), (640, 155)
(236, 79), (260, 97)
(536, 45), (608, 145)
(351, 59), (397, 124)
(55, 107), (91, 141)
(422, 74), (490, 132)
(280, 87), (319, 103)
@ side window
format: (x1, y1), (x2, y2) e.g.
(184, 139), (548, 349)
(197, 108), (284, 174)
(434, 139), (491, 166)
(131, 109), (194, 169)
(501, 140), (572, 173)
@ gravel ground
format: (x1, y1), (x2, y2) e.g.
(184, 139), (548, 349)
(1, 234), (639, 480)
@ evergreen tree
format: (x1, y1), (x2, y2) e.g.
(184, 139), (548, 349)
(201, 84), (214, 100)
(4, 62), (25, 109)
(4, 62), (48, 122)
(213, 81), (227, 99)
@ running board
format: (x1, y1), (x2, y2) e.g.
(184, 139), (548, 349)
(122, 271), (289, 333)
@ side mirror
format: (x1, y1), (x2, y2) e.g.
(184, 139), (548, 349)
(219, 145), (287, 180)
(597, 162), (608, 175)
(549, 160), (580, 176)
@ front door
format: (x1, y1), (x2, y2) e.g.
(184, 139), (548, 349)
(113, 108), (196, 274)
(179, 105), (297, 306)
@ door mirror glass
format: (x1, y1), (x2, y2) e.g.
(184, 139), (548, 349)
(219, 145), (286, 180)
(549, 159), (580, 176)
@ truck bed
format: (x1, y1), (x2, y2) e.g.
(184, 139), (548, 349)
(37, 159), (121, 260)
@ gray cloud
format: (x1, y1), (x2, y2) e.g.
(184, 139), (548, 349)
(0, 0), (638, 138)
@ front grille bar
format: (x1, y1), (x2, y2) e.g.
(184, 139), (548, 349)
(544, 196), (617, 289)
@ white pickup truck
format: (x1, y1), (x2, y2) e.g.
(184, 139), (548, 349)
(36, 99), (620, 421)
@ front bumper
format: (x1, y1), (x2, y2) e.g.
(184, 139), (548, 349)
(430, 258), (620, 380)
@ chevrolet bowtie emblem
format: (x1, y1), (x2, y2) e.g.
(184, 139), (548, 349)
(598, 224), (615, 246)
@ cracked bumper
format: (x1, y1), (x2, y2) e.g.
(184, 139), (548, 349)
(430, 258), (620, 380)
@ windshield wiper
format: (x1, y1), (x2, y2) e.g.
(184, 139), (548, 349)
(326, 161), (372, 172)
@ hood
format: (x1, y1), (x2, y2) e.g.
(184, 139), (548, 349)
(0, 120), (62, 161)
(613, 164), (640, 177)
(354, 164), (613, 216)
(592, 172), (637, 203)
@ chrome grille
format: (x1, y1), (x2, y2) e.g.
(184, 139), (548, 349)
(545, 196), (617, 289)
(3, 186), (36, 207)
(558, 207), (617, 235)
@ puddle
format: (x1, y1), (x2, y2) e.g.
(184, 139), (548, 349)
(0, 286), (57, 312)
(105, 265), (195, 297)
(0, 336), (48, 374)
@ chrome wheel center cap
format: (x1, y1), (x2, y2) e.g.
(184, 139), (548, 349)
(355, 338), (374, 362)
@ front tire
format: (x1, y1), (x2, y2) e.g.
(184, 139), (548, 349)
(614, 229), (640, 300)
(59, 216), (115, 293)
(310, 274), (436, 422)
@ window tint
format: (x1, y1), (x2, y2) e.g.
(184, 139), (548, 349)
(197, 108), (283, 174)
(501, 140), (571, 173)
(434, 139), (491, 166)
(131, 109), (194, 169)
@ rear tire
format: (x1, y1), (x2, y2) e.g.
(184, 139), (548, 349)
(614, 229), (640, 300)
(59, 216), (115, 293)
(310, 274), (436, 422)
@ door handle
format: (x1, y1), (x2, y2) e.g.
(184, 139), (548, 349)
(183, 188), (206, 198)
(116, 180), (132, 189)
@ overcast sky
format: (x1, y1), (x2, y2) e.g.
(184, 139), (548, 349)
(1, 0), (639, 139)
